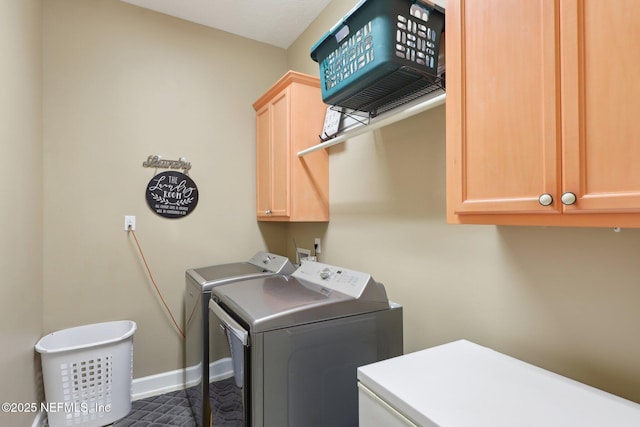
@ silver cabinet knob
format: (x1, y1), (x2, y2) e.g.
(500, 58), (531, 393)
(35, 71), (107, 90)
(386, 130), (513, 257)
(265, 209), (272, 215)
(538, 193), (553, 206)
(561, 192), (577, 205)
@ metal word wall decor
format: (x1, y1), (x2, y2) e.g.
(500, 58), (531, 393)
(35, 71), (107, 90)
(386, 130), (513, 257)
(142, 155), (192, 173)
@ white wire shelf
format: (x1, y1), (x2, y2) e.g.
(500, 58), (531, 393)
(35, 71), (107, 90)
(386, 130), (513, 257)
(297, 90), (446, 157)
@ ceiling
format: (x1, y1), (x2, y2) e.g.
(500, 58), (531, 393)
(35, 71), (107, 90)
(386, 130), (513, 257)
(120, 0), (334, 49)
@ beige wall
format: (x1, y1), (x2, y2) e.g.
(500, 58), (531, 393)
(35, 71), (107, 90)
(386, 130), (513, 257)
(285, 0), (640, 403)
(0, 0), (44, 426)
(42, 0), (288, 379)
(5, 2), (639, 425)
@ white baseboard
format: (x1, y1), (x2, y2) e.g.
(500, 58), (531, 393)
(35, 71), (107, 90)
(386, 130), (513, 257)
(31, 358), (233, 427)
(132, 357), (233, 400)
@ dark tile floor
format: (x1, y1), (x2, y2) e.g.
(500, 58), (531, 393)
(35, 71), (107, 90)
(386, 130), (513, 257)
(113, 389), (196, 427)
(111, 377), (242, 427)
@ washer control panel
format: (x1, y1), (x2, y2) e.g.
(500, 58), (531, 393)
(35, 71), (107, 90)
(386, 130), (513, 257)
(292, 261), (371, 299)
(248, 251), (292, 273)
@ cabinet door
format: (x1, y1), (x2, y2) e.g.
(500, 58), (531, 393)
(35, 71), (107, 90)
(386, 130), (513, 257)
(561, 0), (640, 213)
(269, 88), (291, 218)
(256, 103), (272, 217)
(255, 89), (290, 219)
(447, 0), (561, 215)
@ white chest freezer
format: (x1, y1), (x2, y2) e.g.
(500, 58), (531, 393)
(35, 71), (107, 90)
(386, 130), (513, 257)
(358, 339), (640, 427)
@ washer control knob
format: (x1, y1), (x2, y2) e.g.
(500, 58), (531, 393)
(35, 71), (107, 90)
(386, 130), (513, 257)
(561, 192), (577, 205)
(320, 268), (332, 280)
(538, 193), (553, 206)
(262, 256), (270, 264)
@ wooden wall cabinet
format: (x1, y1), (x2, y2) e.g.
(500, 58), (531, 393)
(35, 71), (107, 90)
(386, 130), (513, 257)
(253, 71), (329, 222)
(446, 0), (640, 227)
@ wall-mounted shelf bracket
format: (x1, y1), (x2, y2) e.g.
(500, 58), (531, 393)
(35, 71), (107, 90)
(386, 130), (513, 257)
(298, 90), (446, 157)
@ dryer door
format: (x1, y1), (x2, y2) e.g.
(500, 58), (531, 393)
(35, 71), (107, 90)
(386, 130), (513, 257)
(209, 299), (249, 426)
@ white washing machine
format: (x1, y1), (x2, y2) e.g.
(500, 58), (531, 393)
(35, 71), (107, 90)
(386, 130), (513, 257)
(208, 261), (403, 427)
(184, 251), (295, 427)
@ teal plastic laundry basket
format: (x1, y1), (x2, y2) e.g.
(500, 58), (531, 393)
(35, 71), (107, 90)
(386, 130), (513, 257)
(310, 0), (445, 116)
(35, 320), (136, 427)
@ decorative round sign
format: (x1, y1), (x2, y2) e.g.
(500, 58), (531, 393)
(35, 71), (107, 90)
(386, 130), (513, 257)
(145, 171), (199, 219)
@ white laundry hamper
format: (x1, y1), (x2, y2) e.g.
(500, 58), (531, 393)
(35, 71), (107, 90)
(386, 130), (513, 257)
(35, 320), (136, 427)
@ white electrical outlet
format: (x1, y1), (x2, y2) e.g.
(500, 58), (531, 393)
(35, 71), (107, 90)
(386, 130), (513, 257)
(124, 215), (136, 231)
(314, 238), (322, 254)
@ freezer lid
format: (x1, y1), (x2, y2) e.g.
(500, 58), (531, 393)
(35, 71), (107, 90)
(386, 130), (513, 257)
(357, 340), (640, 427)
(211, 261), (391, 333)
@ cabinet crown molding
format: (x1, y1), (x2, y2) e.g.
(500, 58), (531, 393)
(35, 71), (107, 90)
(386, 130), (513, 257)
(253, 70), (321, 111)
